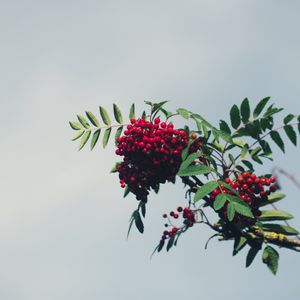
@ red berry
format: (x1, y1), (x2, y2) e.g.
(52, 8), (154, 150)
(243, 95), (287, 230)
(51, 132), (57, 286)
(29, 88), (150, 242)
(177, 206), (183, 212)
(190, 133), (197, 140)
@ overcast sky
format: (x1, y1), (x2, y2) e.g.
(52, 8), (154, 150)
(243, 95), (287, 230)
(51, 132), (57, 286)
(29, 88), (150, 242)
(1, 0), (300, 299)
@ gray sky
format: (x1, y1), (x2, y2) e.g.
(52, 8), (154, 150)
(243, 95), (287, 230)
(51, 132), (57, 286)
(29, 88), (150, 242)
(1, 0), (300, 299)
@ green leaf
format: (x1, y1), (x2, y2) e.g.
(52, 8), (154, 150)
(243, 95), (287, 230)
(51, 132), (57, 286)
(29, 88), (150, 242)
(115, 126), (123, 143)
(160, 108), (173, 118)
(260, 117), (271, 131)
(246, 247), (260, 268)
(283, 114), (295, 124)
(284, 125), (297, 146)
(123, 186), (130, 198)
(152, 101), (169, 116)
(235, 127), (251, 137)
(86, 111), (100, 127)
(90, 129), (101, 150)
(102, 128), (112, 148)
(78, 131), (91, 150)
(177, 165), (215, 177)
(129, 103), (136, 119)
(141, 111), (147, 119)
(212, 141), (225, 152)
(134, 211), (144, 233)
(219, 120), (231, 134)
(247, 120), (261, 138)
(259, 140), (272, 154)
(166, 237), (175, 251)
(144, 100), (153, 107)
(212, 129), (220, 143)
(258, 210), (293, 221)
(194, 180), (219, 202)
(242, 160), (254, 171)
(77, 115), (90, 129)
(270, 130), (285, 153)
(157, 241), (165, 252)
(251, 155), (263, 165)
(176, 108), (190, 119)
(253, 97), (270, 118)
(99, 106), (111, 125)
(259, 193), (286, 207)
(179, 151), (203, 172)
(263, 107), (284, 118)
(250, 147), (261, 157)
(262, 246), (279, 275)
(217, 181), (239, 196)
(233, 236), (247, 256)
(110, 162), (121, 173)
(218, 130), (234, 144)
(228, 153), (236, 165)
(69, 121), (83, 130)
(262, 224), (299, 236)
(240, 98), (250, 123)
(202, 123), (209, 139)
(141, 203), (146, 218)
(224, 195), (254, 218)
(72, 130), (84, 141)
(213, 194), (227, 210)
(233, 203), (254, 218)
(181, 139), (193, 161)
(240, 144), (248, 159)
(127, 216), (135, 239)
(233, 138), (246, 147)
(191, 114), (214, 128)
(230, 104), (241, 129)
(227, 202), (235, 221)
(113, 104), (123, 124)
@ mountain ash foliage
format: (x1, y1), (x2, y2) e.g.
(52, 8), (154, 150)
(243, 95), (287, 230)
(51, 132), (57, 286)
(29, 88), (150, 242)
(69, 98), (300, 275)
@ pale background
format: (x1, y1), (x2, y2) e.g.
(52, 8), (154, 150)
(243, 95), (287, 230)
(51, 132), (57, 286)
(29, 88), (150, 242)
(1, 0), (300, 299)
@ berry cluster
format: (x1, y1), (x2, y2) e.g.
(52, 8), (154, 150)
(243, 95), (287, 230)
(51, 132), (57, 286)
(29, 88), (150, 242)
(116, 118), (190, 202)
(159, 206), (196, 246)
(209, 172), (278, 224)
